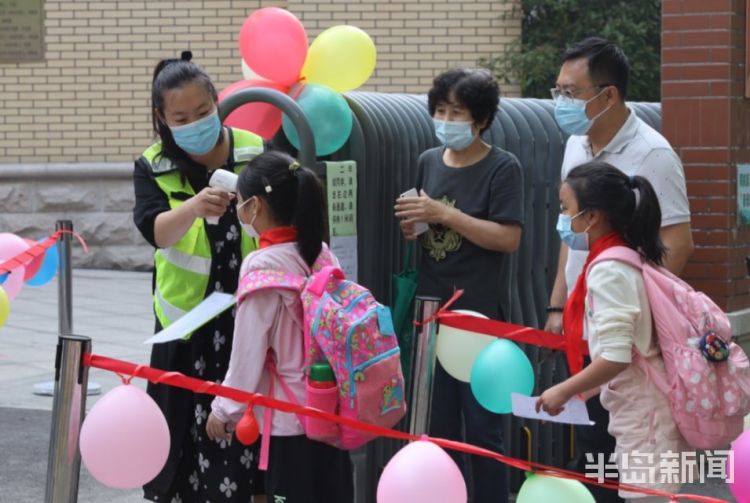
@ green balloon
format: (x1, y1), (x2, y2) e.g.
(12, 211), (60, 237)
(469, 338), (534, 413)
(282, 83), (353, 157)
(517, 473), (595, 503)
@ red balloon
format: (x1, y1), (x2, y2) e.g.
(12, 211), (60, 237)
(219, 80), (289, 140)
(238, 7), (308, 86)
(235, 408), (259, 446)
(22, 239), (43, 281)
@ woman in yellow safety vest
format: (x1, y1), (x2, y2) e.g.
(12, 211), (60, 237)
(133, 51), (266, 503)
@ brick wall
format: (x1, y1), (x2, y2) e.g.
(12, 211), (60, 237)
(288, 0), (521, 93)
(0, 0), (520, 164)
(662, 0), (750, 312)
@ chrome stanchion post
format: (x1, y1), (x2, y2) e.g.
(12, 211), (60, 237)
(57, 220), (72, 335)
(35, 222), (100, 397)
(44, 334), (91, 503)
(407, 296), (441, 435)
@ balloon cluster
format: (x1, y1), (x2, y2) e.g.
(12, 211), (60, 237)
(220, 7), (376, 156)
(0, 233), (59, 329)
(437, 310), (535, 413)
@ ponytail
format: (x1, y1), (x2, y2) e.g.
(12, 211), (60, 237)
(625, 175), (666, 265)
(237, 151), (326, 267)
(292, 167), (325, 267)
(565, 161), (666, 265)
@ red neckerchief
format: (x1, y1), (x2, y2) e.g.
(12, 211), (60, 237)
(259, 226), (297, 249)
(563, 231), (627, 375)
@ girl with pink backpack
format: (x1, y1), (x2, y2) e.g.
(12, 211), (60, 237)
(536, 161), (689, 502)
(206, 151), (354, 503)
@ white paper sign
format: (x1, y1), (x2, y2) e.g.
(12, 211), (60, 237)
(144, 292), (236, 344)
(511, 393), (594, 425)
(331, 235), (358, 282)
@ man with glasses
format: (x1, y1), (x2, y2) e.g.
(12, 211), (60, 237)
(545, 37), (693, 502)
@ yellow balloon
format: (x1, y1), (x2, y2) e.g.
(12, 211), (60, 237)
(436, 309), (494, 382)
(301, 25), (376, 92)
(0, 286), (9, 328)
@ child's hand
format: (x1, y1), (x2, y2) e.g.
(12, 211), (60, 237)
(206, 412), (232, 442)
(535, 384), (572, 416)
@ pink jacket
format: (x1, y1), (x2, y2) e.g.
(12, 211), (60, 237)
(211, 242), (337, 436)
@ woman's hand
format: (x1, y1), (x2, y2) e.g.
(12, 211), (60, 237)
(188, 187), (234, 219)
(206, 412), (232, 442)
(536, 383), (573, 416)
(394, 190), (449, 226)
(399, 219), (417, 240)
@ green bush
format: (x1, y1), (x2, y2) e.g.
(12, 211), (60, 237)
(481, 0), (661, 101)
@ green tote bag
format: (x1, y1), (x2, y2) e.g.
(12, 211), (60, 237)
(391, 242), (418, 384)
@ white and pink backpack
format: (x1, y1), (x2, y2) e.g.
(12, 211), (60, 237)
(592, 246), (750, 449)
(237, 248), (407, 452)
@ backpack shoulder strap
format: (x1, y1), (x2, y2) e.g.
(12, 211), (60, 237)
(237, 269), (306, 304)
(307, 266), (345, 297)
(589, 246), (644, 271)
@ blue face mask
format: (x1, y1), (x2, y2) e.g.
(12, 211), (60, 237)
(170, 110), (222, 155)
(556, 210), (589, 251)
(553, 89), (610, 136)
(433, 119), (477, 151)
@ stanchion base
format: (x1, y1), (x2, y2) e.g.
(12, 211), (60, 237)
(33, 381), (102, 396)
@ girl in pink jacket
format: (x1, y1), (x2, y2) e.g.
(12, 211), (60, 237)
(537, 161), (688, 502)
(206, 151), (354, 503)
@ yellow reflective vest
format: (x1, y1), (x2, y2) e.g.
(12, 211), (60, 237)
(139, 128), (263, 329)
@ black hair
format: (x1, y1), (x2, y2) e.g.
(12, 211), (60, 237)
(565, 161), (665, 265)
(563, 37), (630, 101)
(427, 68), (499, 134)
(150, 51), (223, 170)
(237, 151), (325, 267)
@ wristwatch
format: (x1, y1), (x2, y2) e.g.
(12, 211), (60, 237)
(545, 306), (564, 313)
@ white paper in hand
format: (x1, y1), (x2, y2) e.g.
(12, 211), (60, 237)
(144, 292), (236, 344)
(511, 393), (594, 425)
(399, 188), (429, 235)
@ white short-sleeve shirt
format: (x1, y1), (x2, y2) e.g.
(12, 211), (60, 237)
(562, 108), (691, 294)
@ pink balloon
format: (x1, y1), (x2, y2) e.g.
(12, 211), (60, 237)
(239, 7), (308, 85)
(730, 429), (750, 502)
(22, 238), (43, 281)
(219, 79), (289, 140)
(0, 233), (29, 300)
(80, 384), (170, 489)
(377, 440), (467, 503)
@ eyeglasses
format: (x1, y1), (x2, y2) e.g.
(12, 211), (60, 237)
(550, 84), (611, 101)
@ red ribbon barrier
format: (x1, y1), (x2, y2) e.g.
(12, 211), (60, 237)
(0, 230), (88, 275)
(416, 289), (588, 374)
(437, 311), (589, 355)
(83, 353), (728, 502)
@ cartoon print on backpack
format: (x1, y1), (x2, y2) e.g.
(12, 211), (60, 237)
(381, 375), (405, 415)
(699, 331), (729, 362)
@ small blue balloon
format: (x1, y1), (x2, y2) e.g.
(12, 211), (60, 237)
(0, 273), (6, 285)
(26, 243), (58, 287)
(282, 83), (353, 156)
(470, 339), (535, 413)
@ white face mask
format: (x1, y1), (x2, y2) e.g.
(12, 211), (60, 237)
(237, 197), (259, 239)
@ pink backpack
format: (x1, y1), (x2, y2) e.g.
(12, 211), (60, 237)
(237, 250), (407, 451)
(591, 246), (750, 449)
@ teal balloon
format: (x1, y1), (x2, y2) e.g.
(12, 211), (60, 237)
(282, 83), (352, 156)
(470, 339), (534, 413)
(26, 242), (58, 287)
(516, 473), (595, 503)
